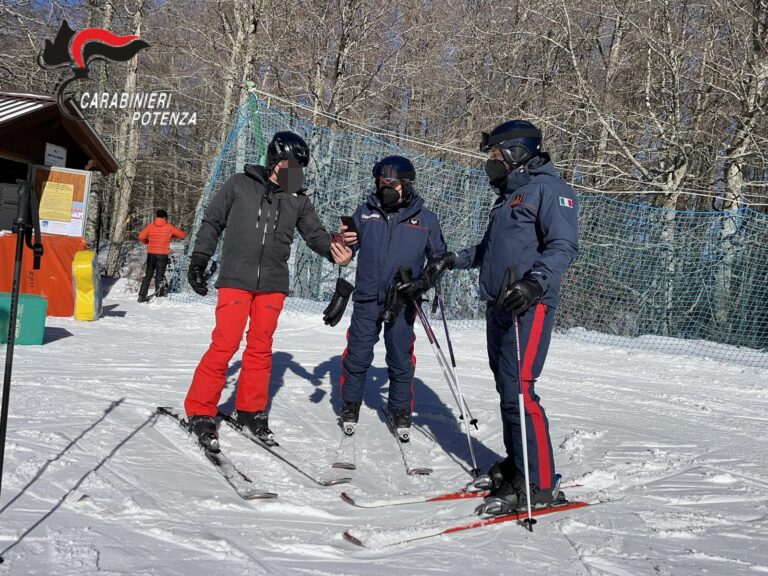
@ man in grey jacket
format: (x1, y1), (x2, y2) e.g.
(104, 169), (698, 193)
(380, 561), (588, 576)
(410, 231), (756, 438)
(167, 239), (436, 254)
(183, 131), (353, 449)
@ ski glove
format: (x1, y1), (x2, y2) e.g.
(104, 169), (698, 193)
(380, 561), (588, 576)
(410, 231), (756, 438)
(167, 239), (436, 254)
(323, 277), (354, 327)
(423, 253), (456, 285)
(502, 275), (543, 316)
(397, 276), (430, 302)
(188, 253), (210, 296)
(427, 252), (455, 279)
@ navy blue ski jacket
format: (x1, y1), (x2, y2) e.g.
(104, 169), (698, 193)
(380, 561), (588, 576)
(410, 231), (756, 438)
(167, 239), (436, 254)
(351, 193), (446, 302)
(454, 155), (579, 308)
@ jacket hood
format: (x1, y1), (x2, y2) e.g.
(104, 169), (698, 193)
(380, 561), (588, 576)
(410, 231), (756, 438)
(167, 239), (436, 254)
(501, 153), (557, 195)
(526, 153), (556, 177)
(244, 163), (269, 185)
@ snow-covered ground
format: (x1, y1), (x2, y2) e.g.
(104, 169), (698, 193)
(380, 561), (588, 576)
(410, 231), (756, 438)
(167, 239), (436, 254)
(0, 283), (767, 575)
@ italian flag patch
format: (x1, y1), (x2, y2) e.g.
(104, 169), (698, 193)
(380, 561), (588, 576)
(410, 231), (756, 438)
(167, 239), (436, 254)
(559, 197), (574, 208)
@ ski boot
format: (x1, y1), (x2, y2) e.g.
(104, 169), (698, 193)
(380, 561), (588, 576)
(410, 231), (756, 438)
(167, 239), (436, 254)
(236, 410), (276, 446)
(341, 402), (361, 436)
(391, 409), (412, 443)
(188, 415), (220, 452)
(476, 474), (564, 516)
(472, 458), (517, 491)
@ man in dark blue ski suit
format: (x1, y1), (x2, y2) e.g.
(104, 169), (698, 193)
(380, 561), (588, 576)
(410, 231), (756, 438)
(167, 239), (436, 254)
(434, 121), (579, 513)
(338, 156), (446, 437)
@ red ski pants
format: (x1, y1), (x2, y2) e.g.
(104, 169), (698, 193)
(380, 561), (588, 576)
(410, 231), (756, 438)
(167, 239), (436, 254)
(184, 288), (285, 417)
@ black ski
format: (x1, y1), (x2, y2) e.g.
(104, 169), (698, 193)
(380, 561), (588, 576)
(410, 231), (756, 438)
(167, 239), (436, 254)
(156, 407), (277, 500)
(218, 411), (352, 487)
(381, 409), (432, 476)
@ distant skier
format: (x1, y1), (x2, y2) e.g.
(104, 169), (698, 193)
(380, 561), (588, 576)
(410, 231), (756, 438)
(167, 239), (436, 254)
(337, 155), (446, 440)
(183, 131), (354, 449)
(432, 120), (579, 513)
(137, 209), (185, 302)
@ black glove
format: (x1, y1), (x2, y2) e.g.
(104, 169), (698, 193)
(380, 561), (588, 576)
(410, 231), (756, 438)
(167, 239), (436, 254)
(426, 253), (455, 279)
(323, 277), (354, 327)
(381, 267), (409, 323)
(397, 276), (430, 302)
(188, 253), (210, 296)
(502, 275), (543, 316)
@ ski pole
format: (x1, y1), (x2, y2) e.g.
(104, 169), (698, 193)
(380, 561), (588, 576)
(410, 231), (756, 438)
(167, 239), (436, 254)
(435, 280), (478, 428)
(413, 303), (480, 477)
(413, 304), (462, 412)
(419, 305), (477, 427)
(509, 268), (535, 531)
(414, 304), (470, 422)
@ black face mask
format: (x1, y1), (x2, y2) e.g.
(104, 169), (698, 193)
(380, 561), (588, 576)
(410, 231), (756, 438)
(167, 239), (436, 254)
(276, 159), (304, 195)
(485, 159), (509, 191)
(378, 186), (402, 211)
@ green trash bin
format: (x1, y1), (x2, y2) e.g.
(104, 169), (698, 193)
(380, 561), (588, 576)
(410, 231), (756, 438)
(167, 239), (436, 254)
(0, 292), (48, 345)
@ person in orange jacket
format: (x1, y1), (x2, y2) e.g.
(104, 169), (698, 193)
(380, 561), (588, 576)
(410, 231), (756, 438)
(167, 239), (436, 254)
(137, 209), (185, 302)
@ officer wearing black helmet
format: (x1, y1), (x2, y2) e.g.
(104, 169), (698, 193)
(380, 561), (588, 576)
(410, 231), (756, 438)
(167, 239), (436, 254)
(183, 131), (354, 450)
(336, 155), (446, 440)
(432, 120), (579, 513)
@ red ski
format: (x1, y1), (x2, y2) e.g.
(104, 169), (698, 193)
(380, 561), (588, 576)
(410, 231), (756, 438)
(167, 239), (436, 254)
(340, 482), (582, 509)
(342, 500), (590, 548)
(340, 488), (489, 508)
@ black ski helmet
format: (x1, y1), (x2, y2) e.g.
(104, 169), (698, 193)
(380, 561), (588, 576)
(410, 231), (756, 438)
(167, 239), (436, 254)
(267, 131), (310, 172)
(480, 120), (542, 167)
(372, 155), (416, 182)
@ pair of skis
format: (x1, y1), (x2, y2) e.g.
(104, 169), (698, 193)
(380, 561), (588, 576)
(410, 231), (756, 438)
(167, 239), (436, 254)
(156, 407), (350, 501)
(156, 407), (277, 500)
(338, 480), (602, 547)
(331, 408), (432, 476)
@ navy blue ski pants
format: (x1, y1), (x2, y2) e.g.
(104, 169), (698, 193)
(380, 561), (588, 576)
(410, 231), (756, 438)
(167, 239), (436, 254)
(340, 300), (417, 412)
(487, 302), (556, 490)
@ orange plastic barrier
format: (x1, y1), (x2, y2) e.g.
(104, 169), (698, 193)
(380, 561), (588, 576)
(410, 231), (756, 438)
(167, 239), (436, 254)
(0, 234), (88, 317)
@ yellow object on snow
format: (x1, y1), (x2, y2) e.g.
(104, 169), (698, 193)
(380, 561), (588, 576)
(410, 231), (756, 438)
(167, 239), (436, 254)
(72, 250), (102, 321)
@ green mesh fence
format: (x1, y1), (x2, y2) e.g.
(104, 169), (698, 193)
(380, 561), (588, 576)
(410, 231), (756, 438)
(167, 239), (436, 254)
(172, 94), (768, 368)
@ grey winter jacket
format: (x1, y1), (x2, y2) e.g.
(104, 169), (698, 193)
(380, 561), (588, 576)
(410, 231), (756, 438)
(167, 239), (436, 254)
(192, 164), (332, 294)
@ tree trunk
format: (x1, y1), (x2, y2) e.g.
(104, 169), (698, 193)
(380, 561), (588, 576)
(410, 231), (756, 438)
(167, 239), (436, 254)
(84, 0), (116, 249)
(105, 0), (146, 276)
(714, 1), (768, 325)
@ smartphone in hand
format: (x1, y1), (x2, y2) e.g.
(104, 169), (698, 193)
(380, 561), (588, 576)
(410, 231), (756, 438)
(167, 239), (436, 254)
(340, 215), (358, 235)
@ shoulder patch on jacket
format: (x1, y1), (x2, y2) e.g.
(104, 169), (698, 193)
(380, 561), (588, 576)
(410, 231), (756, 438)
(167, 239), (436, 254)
(559, 196), (574, 208)
(510, 194), (523, 207)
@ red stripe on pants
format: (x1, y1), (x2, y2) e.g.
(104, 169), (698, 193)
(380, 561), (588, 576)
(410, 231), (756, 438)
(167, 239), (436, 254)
(339, 327), (351, 395)
(520, 304), (553, 489)
(184, 288), (285, 417)
(409, 331), (417, 411)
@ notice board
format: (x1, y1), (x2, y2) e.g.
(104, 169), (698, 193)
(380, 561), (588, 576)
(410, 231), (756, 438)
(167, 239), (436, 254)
(33, 166), (91, 238)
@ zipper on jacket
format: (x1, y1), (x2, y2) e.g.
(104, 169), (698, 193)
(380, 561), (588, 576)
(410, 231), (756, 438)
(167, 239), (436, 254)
(255, 195), (272, 290)
(272, 198), (281, 235)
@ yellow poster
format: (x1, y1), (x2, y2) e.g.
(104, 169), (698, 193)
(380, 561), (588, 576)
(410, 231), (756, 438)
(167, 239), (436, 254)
(39, 182), (75, 222)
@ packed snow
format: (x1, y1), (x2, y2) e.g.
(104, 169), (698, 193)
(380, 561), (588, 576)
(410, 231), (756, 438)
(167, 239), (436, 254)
(0, 281), (767, 575)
